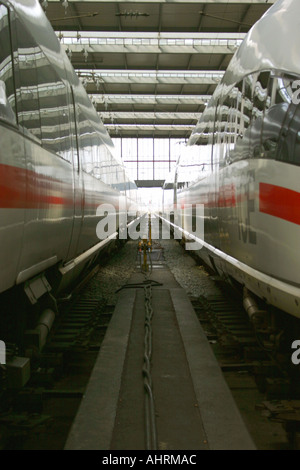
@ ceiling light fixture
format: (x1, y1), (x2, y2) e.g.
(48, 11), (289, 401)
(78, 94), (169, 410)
(62, 0), (69, 15)
(82, 48), (89, 62)
(41, 0), (48, 11)
(51, 12), (99, 22)
(199, 11), (252, 28)
(66, 48), (72, 60)
(116, 10), (150, 19)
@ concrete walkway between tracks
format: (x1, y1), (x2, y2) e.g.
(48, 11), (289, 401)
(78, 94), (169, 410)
(65, 263), (256, 450)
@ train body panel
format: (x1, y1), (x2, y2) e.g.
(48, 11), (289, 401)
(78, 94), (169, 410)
(164, 0), (300, 319)
(0, 0), (138, 299)
(177, 159), (300, 284)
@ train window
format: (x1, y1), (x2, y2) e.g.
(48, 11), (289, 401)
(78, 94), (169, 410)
(223, 78), (255, 164)
(243, 77), (253, 125)
(214, 102), (228, 164)
(100, 146), (113, 185)
(15, 17), (42, 140)
(237, 80), (246, 138)
(223, 85), (239, 163)
(199, 123), (209, 146)
(232, 78), (253, 163)
(58, 85), (72, 163)
(78, 112), (92, 173)
(88, 123), (115, 183)
(260, 76), (289, 160)
(14, 15), (72, 160)
(194, 120), (209, 146)
(0, 4), (16, 125)
(90, 126), (100, 177)
(274, 75), (296, 105)
(276, 74), (300, 166)
(244, 74), (253, 101)
(244, 72), (269, 160)
(252, 72), (270, 118)
(229, 85), (239, 140)
(37, 57), (71, 161)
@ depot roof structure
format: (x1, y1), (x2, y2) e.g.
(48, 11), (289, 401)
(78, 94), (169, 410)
(43, 0), (275, 138)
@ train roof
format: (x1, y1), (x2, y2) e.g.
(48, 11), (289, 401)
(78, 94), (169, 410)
(8, 0), (132, 178)
(9, 0), (99, 118)
(188, 0), (300, 146)
(222, 0), (300, 88)
(9, 0), (63, 69)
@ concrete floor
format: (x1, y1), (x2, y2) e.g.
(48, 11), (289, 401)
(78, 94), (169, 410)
(65, 252), (255, 450)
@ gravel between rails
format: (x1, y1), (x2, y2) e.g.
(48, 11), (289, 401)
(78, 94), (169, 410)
(85, 239), (220, 304)
(84, 240), (139, 305)
(159, 239), (220, 298)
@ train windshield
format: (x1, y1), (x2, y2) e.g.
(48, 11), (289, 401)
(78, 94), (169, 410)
(215, 71), (300, 167)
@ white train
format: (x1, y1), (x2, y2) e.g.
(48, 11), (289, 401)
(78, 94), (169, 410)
(163, 0), (300, 326)
(0, 0), (137, 346)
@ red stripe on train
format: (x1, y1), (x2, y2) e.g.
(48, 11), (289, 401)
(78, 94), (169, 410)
(0, 163), (72, 208)
(0, 163), (118, 210)
(0, 164), (113, 210)
(259, 182), (300, 225)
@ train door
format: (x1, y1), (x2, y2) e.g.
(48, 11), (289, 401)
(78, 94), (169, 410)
(65, 85), (84, 262)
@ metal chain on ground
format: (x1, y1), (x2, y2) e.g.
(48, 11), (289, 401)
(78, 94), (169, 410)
(141, 215), (157, 450)
(142, 281), (158, 450)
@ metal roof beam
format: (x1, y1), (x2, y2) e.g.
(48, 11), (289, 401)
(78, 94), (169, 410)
(90, 94), (210, 105)
(100, 111), (201, 120)
(58, 31), (244, 55)
(105, 124), (194, 131)
(79, 69), (224, 85)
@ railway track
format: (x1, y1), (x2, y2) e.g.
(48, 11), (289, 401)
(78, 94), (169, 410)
(0, 271), (115, 449)
(1, 238), (300, 450)
(190, 281), (300, 449)
(0, 241), (139, 450)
